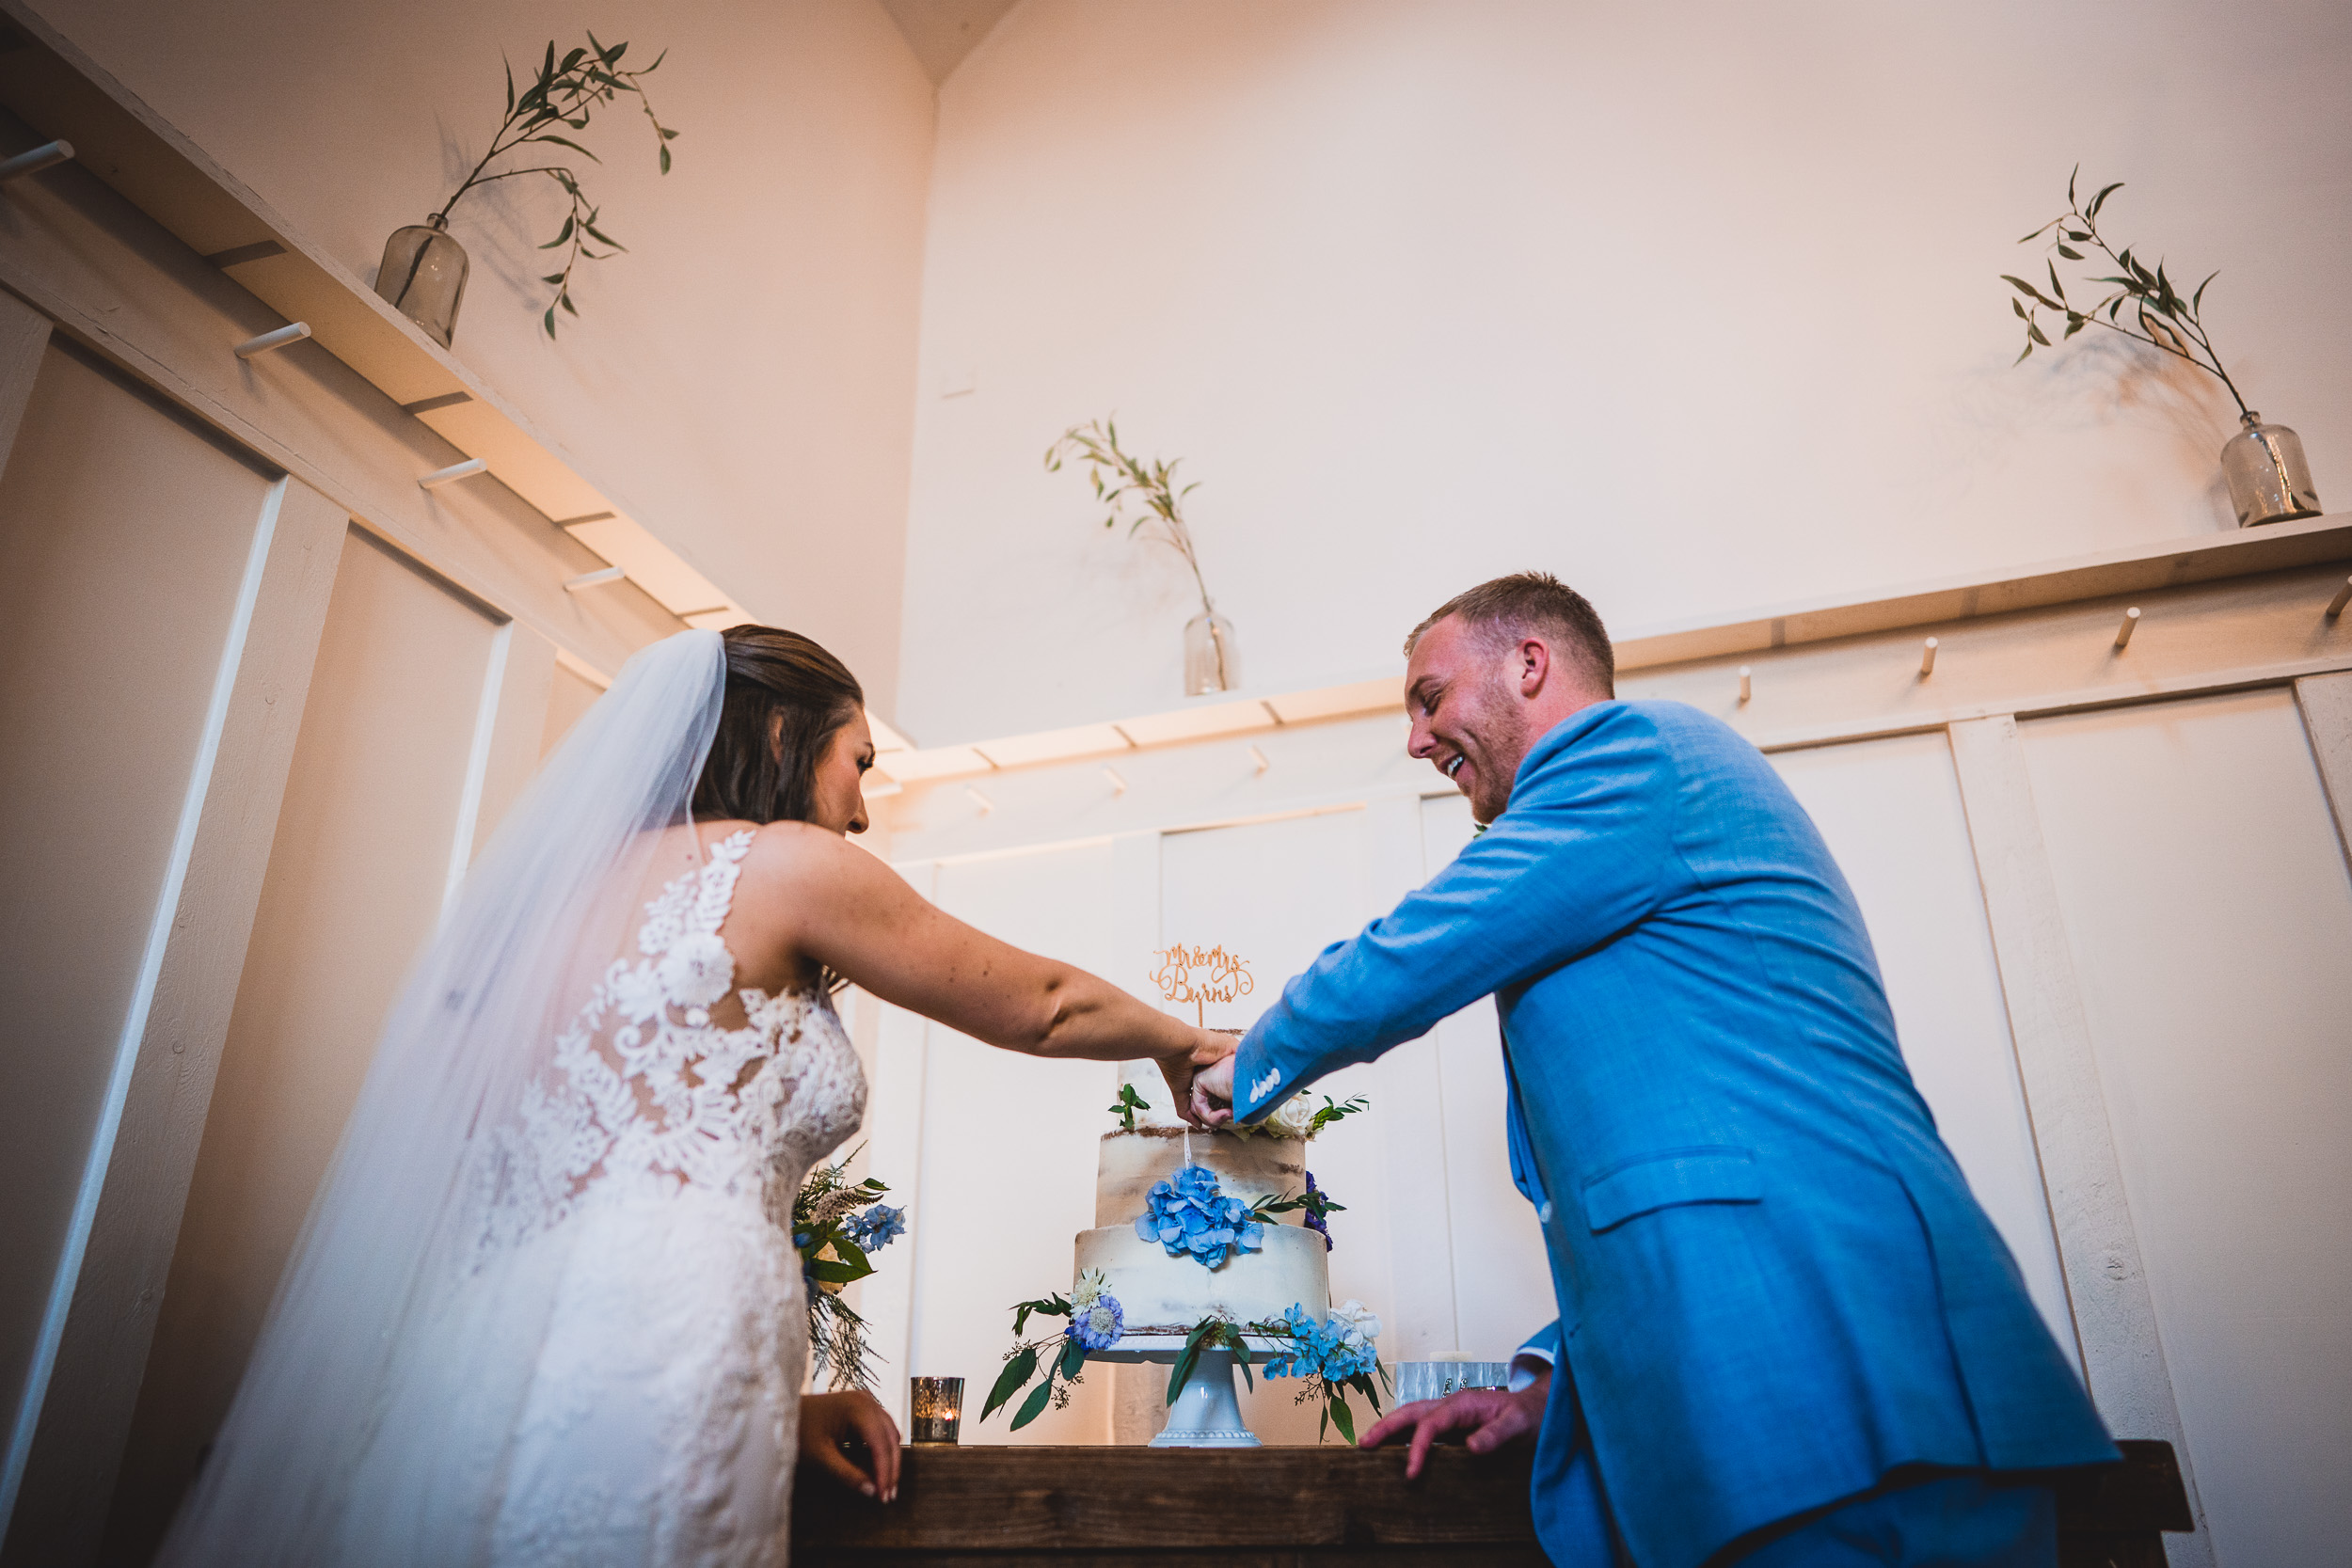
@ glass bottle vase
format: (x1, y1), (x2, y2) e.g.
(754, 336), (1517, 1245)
(374, 214), (469, 348)
(1184, 611), (1239, 696)
(2220, 412), (2322, 528)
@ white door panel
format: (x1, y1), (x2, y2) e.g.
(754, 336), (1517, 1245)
(2023, 690), (2352, 1567)
(1772, 733), (2075, 1364)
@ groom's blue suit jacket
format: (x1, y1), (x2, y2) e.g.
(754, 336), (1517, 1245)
(1231, 700), (2113, 1568)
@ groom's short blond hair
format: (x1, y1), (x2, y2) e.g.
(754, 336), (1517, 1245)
(1405, 572), (1615, 696)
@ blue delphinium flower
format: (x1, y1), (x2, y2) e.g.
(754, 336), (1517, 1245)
(1303, 1170), (1332, 1252)
(1067, 1291), (1126, 1351)
(1134, 1164), (1263, 1270)
(846, 1203), (906, 1250)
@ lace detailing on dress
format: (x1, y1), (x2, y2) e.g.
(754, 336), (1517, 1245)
(470, 829), (867, 1258)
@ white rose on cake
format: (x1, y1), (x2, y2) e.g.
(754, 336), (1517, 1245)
(1266, 1095), (1318, 1138)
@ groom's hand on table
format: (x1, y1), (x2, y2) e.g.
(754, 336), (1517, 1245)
(1359, 1372), (1549, 1481)
(800, 1389), (901, 1503)
(1162, 1028), (1239, 1127)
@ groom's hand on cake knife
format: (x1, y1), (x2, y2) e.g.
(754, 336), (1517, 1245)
(1187, 1050), (1236, 1128)
(1160, 1028), (1238, 1128)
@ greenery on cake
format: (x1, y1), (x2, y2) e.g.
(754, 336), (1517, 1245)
(792, 1148), (905, 1392)
(1108, 1083), (1151, 1131)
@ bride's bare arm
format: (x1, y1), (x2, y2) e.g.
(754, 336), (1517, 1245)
(726, 822), (1229, 1086)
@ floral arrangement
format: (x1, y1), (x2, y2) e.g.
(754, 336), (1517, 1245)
(1044, 420), (1228, 688)
(1136, 1165), (1265, 1269)
(792, 1147), (905, 1392)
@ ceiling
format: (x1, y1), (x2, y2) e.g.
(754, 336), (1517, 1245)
(878, 0), (1022, 87)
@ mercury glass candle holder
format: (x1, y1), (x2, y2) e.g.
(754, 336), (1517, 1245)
(909, 1376), (964, 1445)
(2221, 412), (2322, 528)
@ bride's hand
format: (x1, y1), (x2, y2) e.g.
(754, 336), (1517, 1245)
(1187, 1049), (1236, 1127)
(1159, 1028), (1238, 1128)
(799, 1390), (901, 1503)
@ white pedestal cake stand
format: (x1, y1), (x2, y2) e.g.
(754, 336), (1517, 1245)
(1091, 1329), (1280, 1449)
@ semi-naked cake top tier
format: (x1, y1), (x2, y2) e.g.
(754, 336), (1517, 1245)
(1092, 1127), (1305, 1228)
(1077, 1128), (1328, 1334)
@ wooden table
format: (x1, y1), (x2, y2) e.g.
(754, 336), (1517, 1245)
(792, 1439), (2193, 1567)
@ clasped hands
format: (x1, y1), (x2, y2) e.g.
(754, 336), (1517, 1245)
(1160, 1028), (1240, 1127)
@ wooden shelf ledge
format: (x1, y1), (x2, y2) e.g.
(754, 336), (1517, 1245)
(790, 1440), (2191, 1567)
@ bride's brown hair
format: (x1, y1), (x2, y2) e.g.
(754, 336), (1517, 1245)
(691, 625), (864, 825)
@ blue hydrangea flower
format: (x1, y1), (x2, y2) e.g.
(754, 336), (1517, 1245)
(846, 1203), (906, 1251)
(1133, 1164), (1263, 1270)
(1067, 1292), (1125, 1351)
(1263, 1302), (1376, 1382)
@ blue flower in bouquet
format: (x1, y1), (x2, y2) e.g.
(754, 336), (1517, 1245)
(846, 1203), (906, 1251)
(1133, 1164), (1263, 1270)
(1067, 1291), (1125, 1351)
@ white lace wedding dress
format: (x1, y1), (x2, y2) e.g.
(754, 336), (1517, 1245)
(469, 828), (867, 1566)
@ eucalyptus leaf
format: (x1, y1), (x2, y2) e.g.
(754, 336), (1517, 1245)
(1009, 1378), (1054, 1432)
(983, 1347), (1037, 1420)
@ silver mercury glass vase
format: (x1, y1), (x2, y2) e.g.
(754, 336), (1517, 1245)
(2220, 412), (2322, 528)
(374, 214), (470, 348)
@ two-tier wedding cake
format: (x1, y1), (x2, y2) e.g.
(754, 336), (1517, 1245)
(1069, 1063), (1349, 1337)
(1074, 1126), (1331, 1332)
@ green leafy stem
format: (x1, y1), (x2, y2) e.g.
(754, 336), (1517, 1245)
(1108, 1083), (1151, 1132)
(1045, 418), (1230, 689)
(2002, 166), (2247, 417)
(419, 33), (678, 339)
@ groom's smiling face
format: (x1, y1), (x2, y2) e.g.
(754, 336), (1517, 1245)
(1404, 615), (1534, 825)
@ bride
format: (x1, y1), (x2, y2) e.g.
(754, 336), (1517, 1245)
(158, 625), (1234, 1567)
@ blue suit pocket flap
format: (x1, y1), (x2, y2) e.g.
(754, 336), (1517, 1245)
(1581, 1148), (1761, 1232)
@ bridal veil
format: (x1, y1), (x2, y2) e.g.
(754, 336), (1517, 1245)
(157, 628), (727, 1567)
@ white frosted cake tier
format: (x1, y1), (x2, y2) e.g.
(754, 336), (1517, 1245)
(1074, 1220), (1330, 1333)
(1093, 1128), (1307, 1228)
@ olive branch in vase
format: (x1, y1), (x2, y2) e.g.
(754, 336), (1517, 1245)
(1046, 419), (1233, 691)
(398, 33), (678, 339)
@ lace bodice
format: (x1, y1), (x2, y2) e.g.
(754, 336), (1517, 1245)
(479, 830), (866, 1253)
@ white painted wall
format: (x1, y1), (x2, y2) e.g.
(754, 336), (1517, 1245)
(898, 0), (2352, 745)
(34, 0), (936, 712)
(2022, 690), (2352, 1568)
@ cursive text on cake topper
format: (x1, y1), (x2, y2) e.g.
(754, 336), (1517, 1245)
(1149, 942), (1255, 1026)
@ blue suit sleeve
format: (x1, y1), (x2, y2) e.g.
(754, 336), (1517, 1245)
(1232, 705), (1683, 1120)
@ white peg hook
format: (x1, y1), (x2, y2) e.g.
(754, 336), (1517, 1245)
(1102, 766), (1129, 796)
(0, 140), (74, 182)
(564, 565), (627, 593)
(963, 784), (994, 816)
(2327, 576), (2352, 621)
(1918, 637), (1938, 677)
(2113, 607), (2141, 650)
(1248, 745), (1270, 775)
(1737, 666), (1752, 705)
(233, 322), (311, 358)
(419, 457), (488, 490)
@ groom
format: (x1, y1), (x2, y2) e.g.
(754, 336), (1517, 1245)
(1189, 573), (2115, 1567)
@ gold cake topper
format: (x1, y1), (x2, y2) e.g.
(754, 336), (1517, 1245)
(1149, 942), (1255, 1026)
